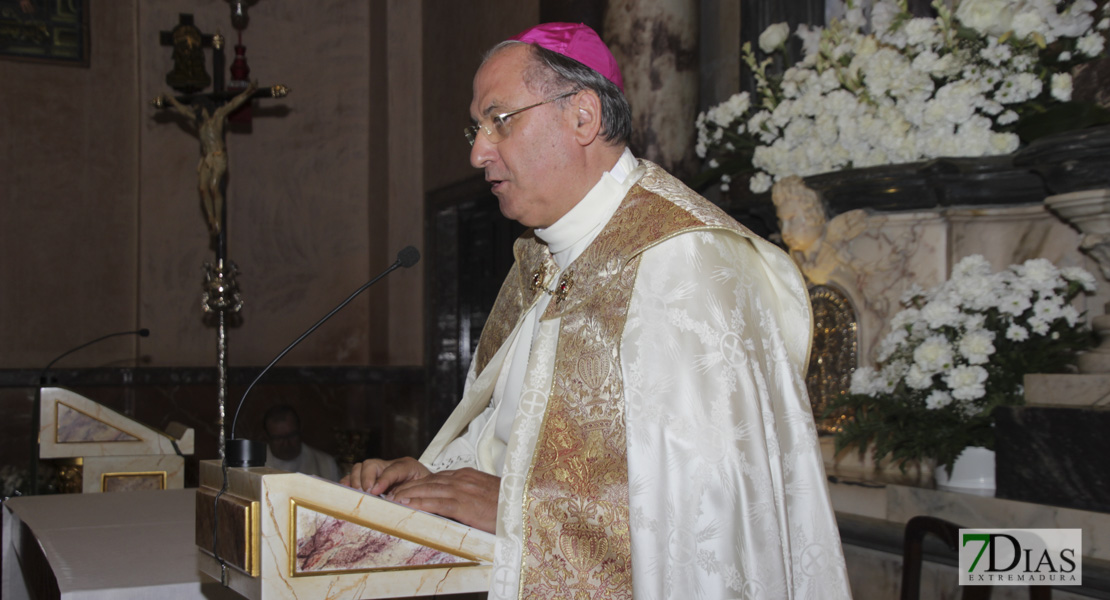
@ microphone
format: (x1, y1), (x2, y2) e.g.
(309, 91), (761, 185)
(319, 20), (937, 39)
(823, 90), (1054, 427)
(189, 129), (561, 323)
(30, 327), (150, 495)
(37, 328), (151, 386)
(225, 246), (420, 467)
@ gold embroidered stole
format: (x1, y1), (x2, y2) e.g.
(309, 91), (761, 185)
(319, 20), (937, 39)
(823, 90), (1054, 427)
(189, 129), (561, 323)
(469, 162), (749, 599)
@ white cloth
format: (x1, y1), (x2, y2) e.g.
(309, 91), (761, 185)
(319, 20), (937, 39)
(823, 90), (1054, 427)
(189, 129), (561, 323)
(266, 444), (340, 481)
(3, 489), (242, 600)
(424, 158), (851, 599)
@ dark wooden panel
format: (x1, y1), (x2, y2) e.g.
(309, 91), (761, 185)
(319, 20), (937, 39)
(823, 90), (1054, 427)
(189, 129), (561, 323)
(425, 176), (524, 444)
(195, 485), (258, 576)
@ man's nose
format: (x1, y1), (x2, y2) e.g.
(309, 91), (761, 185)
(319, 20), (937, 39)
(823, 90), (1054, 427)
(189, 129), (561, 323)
(470, 133), (496, 169)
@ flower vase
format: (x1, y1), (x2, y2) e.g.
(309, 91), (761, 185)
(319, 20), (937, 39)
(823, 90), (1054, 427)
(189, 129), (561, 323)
(935, 446), (996, 496)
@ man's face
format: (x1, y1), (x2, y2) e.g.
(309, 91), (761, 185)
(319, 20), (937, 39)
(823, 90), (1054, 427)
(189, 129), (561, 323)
(265, 416), (302, 461)
(469, 45), (578, 228)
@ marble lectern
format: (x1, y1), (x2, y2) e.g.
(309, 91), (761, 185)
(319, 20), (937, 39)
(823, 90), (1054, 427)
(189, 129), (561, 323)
(195, 460), (495, 599)
(38, 387), (193, 493)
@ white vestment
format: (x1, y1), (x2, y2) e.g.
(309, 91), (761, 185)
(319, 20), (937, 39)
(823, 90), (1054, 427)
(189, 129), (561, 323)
(422, 155), (851, 599)
(266, 444), (340, 481)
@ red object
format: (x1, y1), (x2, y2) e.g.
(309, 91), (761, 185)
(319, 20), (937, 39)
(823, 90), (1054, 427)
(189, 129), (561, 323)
(228, 43), (252, 124)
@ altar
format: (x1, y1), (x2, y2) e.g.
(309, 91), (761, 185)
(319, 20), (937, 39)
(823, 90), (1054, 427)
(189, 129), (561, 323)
(2, 488), (238, 600)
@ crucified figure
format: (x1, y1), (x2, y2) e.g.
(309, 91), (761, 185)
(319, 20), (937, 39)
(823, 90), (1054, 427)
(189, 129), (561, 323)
(159, 80), (258, 236)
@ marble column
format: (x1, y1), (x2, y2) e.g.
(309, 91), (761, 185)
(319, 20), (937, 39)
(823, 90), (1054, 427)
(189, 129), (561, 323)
(604, 0), (699, 179)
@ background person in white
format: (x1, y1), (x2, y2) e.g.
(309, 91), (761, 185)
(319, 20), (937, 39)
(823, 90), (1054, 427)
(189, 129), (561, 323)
(343, 22), (851, 599)
(263, 404), (339, 481)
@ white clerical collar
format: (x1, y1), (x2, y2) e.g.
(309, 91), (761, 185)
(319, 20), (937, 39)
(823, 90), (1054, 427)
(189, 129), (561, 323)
(535, 148), (640, 265)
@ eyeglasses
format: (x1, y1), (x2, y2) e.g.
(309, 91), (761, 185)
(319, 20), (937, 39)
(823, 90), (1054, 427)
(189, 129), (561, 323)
(464, 91), (576, 146)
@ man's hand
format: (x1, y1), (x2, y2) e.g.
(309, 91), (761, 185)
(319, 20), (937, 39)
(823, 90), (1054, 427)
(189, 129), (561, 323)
(340, 459), (500, 533)
(340, 457), (430, 496)
(389, 468), (500, 534)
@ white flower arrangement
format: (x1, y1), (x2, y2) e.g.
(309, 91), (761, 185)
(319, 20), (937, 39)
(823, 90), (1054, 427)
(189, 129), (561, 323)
(830, 255), (1096, 470)
(694, 0), (1110, 194)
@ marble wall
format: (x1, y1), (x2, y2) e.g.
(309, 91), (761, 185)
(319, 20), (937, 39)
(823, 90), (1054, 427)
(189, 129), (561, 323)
(779, 197), (1110, 365)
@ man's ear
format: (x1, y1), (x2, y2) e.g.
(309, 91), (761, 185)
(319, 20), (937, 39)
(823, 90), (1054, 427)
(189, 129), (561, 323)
(570, 90), (603, 146)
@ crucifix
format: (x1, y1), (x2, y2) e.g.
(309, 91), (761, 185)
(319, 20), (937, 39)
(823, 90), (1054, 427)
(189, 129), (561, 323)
(152, 13), (289, 463)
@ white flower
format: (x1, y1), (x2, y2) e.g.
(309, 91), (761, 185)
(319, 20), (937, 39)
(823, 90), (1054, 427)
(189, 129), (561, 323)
(995, 72), (1043, 104)
(914, 335), (955, 372)
(998, 291), (1032, 316)
(980, 40), (1013, 66)
(1032, 296), (1064, 321)
(906, 364), (937, 389)
(925, 390), (954, 410)
(877, 328), (909, 362)
(1012, 11), (1047, 39)
(1078, 33), (1106, 56)
(759, 22), (791, 53)
(1017, 258), (1061, 290)
(955, 254), (993, 274)
(1006, 324), (1030, 341)
(795, 24), (824, 60)
(850, 365), (880, 395)
(991, 132), (1021, 154)
(1061, 305), (1080, 327)
(921, 300), (962, 328)
(749, 171), (773, 194)
(945, 365), (989, 400)
(959, 329), (996, 365)
(905, 18), (942, 48)
(880, 361), (909, 391)
(891, 307), (922, 331)
(997, 110), (1019, 125)
(1051, 73), (1073, 102)
(1062, 266), (1097, 291)
(696, 0), (1104, 189)
(1029, 318), (1052, 335)
(844, 7), (868, 31)
(963, 313), (987, 331)
(955, 0), (1016, 37)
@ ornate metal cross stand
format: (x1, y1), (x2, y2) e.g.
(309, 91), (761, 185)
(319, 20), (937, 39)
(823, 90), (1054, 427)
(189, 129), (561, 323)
(153, 13), (289, 461)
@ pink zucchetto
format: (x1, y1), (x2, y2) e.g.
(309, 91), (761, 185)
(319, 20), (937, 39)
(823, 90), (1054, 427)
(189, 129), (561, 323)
(510, 22), (624, 93)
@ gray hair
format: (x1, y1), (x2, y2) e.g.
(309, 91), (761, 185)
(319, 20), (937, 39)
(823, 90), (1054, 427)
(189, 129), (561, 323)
(484, 40), (632, 145)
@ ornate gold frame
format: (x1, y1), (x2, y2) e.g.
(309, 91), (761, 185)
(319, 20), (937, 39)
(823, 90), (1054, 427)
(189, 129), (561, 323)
(101, 471), (167, 492)
(288, 498), (482, 577)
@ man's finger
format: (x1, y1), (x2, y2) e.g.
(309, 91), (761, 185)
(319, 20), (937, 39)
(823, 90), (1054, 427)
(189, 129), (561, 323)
(341, 459), (389, 492)
(370, 458), (431, 496)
